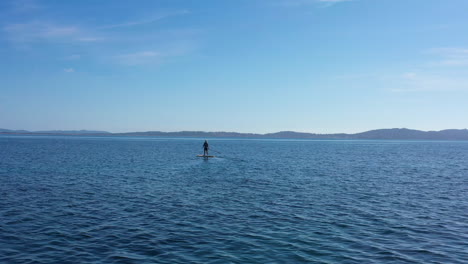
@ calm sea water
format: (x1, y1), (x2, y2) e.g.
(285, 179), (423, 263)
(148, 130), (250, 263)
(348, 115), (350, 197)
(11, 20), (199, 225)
(1, 135), (467, 263)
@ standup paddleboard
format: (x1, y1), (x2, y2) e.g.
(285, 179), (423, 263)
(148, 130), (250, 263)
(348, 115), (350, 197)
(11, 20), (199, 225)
(197, 155), (215, 158)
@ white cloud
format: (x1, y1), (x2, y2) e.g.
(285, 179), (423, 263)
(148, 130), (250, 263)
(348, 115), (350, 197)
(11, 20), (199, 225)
(64, 68), (75, 73)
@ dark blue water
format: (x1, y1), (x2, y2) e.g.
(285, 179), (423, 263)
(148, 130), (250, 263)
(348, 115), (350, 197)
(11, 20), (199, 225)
(1, 135), (467, 263)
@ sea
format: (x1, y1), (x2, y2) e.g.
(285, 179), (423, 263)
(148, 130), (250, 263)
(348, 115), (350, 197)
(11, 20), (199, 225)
(1, 135), (467, 263)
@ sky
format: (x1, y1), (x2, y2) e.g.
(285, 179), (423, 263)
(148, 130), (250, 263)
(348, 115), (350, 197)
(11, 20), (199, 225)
(1, 0), (468, 133)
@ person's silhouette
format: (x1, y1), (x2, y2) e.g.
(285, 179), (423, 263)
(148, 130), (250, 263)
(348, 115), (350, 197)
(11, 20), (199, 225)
(203, 140), (209, 156)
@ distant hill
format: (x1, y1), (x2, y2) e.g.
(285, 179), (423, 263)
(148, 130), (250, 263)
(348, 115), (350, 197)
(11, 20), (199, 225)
(1, 128), (468, 140)
(85, 128), (468, 140)
(0, 128), (29, 133)
(35, 130), (111, 134)
(352, 128), (468, 140)
(0, 129), (110, 135)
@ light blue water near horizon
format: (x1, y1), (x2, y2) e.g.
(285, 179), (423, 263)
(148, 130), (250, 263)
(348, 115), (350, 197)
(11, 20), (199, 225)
(1, 135), (467, 263)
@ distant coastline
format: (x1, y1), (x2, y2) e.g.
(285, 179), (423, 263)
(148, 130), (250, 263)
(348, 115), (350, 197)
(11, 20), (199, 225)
(2, 128), (468, 140)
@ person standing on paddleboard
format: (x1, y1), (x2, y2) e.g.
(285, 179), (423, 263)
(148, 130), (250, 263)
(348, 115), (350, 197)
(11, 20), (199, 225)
(203, 140), (209, 156)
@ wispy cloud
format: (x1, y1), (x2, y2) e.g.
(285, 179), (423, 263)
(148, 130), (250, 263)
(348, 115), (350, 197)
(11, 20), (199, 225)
(274, 0), (351, 7)
(114, 40), (196, 66)
(63, 54), (81, 60)
(115, 51), (164, 66)
(318, 0), (350, 2)
(391, 72), (468, 92)
(76, 37), (103, 42)
(334, 70), (468, 93)
(3, 21), (101, 44)
(9, 0), (41, 13)
(99, 10), (189, 30)
(1, 4), (197, 68)
(427, 48), (468, 66)
(382, 47), (468, 92)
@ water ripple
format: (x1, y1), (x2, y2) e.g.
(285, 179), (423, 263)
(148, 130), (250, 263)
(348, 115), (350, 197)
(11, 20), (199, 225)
(1, 136), (467, 263)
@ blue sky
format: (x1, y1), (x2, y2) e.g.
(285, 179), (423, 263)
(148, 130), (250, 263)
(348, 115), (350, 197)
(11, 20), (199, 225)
(1, 0), (468, 133)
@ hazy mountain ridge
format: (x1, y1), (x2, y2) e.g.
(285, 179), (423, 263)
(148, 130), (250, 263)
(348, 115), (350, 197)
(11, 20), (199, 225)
(35, 130), (111, 134)
(353, 128), (468, 140)
(2, 128), (468, 140)
(0, 129), (110, 134)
